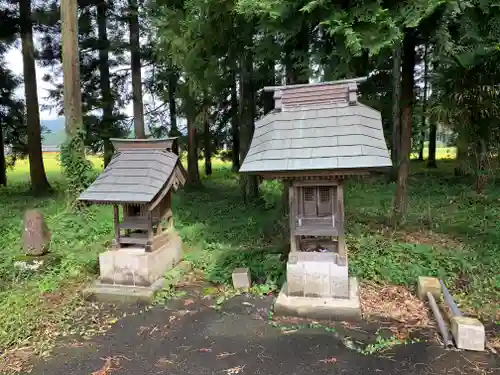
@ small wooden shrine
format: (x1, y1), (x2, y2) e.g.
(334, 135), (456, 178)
(240, 78), (392, 318)
(79, 138), (186, 253)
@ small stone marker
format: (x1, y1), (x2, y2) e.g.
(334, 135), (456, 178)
(22, 210), (51, 256)
(450, 316), (485, 352)
(417, 276), (441, 300)
(232, 268), (251, 290)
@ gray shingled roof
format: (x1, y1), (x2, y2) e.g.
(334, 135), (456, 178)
(239, 101), (392, 173)
(78, 149), (183, 204)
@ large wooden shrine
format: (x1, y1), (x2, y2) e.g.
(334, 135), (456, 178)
(79, 138), (186, 297)
(239, 78), (392, 319)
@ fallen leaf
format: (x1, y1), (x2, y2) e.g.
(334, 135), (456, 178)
(224, 365), (245, 374)
(90, 358), (115, 375)
(155, 357), (173, 368)
(184, 299), (195, 306)
(319, 357), (337, 364)
(198, 348), (212, 352)
(137, 326), (149, 336)
(68, 342), (85, 348)
(91, 354), (131, 375)
(216, 352), (236, 359)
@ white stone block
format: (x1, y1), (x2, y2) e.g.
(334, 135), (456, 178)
(275, 277), (361, 321)
(286, 252), (349, 299)
(450, 316), (485, 352)
(417, 276), (441, 300)
(99, 231), (182, 287)
(232, 268), (251, 290)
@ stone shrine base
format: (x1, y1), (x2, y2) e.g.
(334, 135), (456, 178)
(273, 277), (361, 321)
(99, 230), (182, 286)
(83, 230), (183, 304)
(83, 278), (165, 304)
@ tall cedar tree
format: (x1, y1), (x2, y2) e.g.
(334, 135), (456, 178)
(129, 0), (145, 139)
(97, 0), (115, 166)
(185, 91), (200, 184)
(392, 30), (416, 225)
(238, 19), (258, 201)
(391, 39), (402, 180)
(418, 43), (428, 161)
(61, 0), (84, 137)
(20, 0), (51, 192)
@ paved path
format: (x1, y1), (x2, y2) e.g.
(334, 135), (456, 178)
(32, 288), (498, 375)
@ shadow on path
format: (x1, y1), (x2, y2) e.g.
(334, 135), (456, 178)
(32, 287), (498, 375)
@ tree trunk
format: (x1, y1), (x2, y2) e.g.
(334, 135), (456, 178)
(61, 0), (84, 138)
(417, 142), (424, 161)
(129, 0), (145, 139)
(322, 32), (336, 80)
(427, 121), (437, 168)
(418, 43), (429, 162)
(186, 96), (200, 185)
(61, 0), (89, 201)
(239, 22), (258, 201)
(0, 121), (6, 186)
(20, 0), (51, 193)
(391, 38), (402, 181)
(203, 111), (212, 176)
(475, 138), (488, 193)
(392, 30), (415, 226)
(285, 32), (309, 85)
(230, 69), (240, 172)
(167, 65), (179, 154)
(284, 19), (309, 85)
(97, 0), (114, 167)
(262, 57), (275, 115)
(282, 19), (309, 212)
(454, 129), (469, 175)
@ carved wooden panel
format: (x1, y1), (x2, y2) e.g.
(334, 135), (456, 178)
(317, 187), (333, 216)
(303, 187), (316, 217)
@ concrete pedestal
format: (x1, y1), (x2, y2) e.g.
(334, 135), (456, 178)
(99, 231), (182, 287)
(287, 252), (349, 298)
(273, 252), (361, 320)
(274, 278), (361, 321)
(84, 230), (182, 303)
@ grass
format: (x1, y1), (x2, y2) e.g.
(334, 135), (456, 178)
(0, 149), (498, 352)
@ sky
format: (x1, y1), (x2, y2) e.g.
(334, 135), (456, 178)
(5, 47), (134, 120)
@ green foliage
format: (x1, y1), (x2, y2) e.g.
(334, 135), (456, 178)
(204, 249), (285, 286)
(173, 166), (287, 285)
(1, 159), (500, 351)
(59, 130), (96, 202)
(0, 173), (114, 348)
(344, 329), (419, 355)
(349, 237), (469, 285)
(0, 46), (27, 170)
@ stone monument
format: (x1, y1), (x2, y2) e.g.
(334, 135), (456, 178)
(22, 209), (51, 256)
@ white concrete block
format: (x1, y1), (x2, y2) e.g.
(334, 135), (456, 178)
(450, 316), (485, 352)
(286, 252), (349, 298)
(232, 268), (251, 290)
(99, 231), (182, 287)
(274, 277), (361, 321)
(417, 276), (441, 300)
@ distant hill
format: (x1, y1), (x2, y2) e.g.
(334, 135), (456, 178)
(39, 116), (187, 148)
(41, 118), (65, 146)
